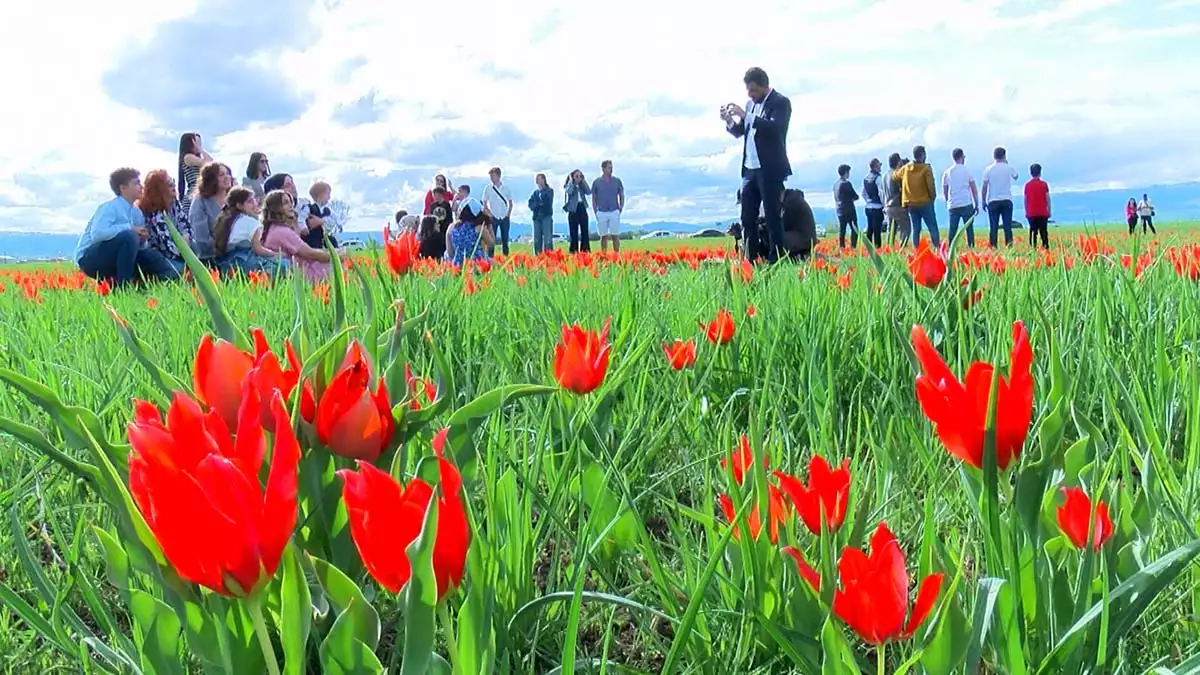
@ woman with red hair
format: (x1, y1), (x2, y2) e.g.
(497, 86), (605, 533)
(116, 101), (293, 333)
(136, 169), (194, 270)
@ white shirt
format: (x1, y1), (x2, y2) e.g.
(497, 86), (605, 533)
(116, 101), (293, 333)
(482, 182), (513, 220)
(982, 161), (1019, 204)
(742, 90), (772, 171)
(228, 214), (261, 248)
(1138, 199), (1153, 217)
(942, 163), (976, 209)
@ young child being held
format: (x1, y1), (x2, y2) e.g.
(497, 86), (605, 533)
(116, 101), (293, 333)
(303, 181), (342, 249)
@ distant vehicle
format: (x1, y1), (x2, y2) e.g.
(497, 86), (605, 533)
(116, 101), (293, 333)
(688, 229), (725, 238)
(339, 239), (367, 251)
(815, 224), (826, 237)
(552, 233), (565, 241)
(640, 230), (675, 240)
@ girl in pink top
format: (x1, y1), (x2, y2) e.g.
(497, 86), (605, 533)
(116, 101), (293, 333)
(1125, 198), (1138, 235)
(260, 189), (331, 282)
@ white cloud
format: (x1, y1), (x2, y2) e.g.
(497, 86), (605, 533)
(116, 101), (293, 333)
(3, 0), (1199, 233)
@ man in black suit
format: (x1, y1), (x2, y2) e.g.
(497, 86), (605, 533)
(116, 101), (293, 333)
(723, 67), (792, 263)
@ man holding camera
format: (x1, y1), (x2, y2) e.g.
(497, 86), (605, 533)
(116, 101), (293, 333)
(722, 67), (792, 263)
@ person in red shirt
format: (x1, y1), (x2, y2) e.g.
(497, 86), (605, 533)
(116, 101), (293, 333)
(1024, 163), (1051, 249)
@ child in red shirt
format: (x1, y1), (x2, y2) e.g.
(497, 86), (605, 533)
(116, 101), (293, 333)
(1024, 164), (1051, 249)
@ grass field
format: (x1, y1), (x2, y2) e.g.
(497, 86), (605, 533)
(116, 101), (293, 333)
(1, 225), (1199, 674)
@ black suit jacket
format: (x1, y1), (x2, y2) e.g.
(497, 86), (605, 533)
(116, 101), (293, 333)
(727, 90), (792, 182)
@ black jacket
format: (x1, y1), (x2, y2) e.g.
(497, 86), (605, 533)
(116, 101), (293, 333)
(727, 90), (793, 182)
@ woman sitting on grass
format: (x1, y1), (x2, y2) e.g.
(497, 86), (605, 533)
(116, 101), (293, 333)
(136, 169), (194, 272)
(260, 189), (331, 282)
(445, 198), (494, 266)
(211, 187), (287, 277)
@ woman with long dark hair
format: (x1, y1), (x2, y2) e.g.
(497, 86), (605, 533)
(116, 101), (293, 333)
(423, 174), (453, 215)
(261, 190), (332, 282)
(242, 152), (271, 200)
(563, 169), (591, 253)
(136, 169), (194, 270)
(177, 132), (211, 215)
(187, 162), (231, 260)
(1126, 198), (1138, 235)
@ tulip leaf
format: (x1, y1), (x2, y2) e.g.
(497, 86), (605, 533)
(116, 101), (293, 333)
(819, 617), (862, 675)
(351, 261), (379, 366)
(319, 597), (385, 675)
(129, 588), (185, 675)
(93, 527), (131, 603)
(168, 219), (249, 351)
(310, 555), (381, 650)
(280, 544), (313, 675)
(0, 415), (99, 487)
(1036, 536), (1200, 673)
(326, 240), (348, 334)
(964, 577), (1006, 675)
(400, 499), (440, 675)
(446, 384), (559, 427)
(106, 305), (189, 405)
(0, 582), (72, 655)
(299, 324), (358, 383)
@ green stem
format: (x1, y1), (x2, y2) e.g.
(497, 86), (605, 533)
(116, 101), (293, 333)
(245, 593), (282, 675)
(877, 642), (887, 675)
(438, 602), (461, 675)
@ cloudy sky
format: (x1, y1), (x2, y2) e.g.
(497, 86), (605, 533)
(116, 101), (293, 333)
(2, 0), (1197, 233)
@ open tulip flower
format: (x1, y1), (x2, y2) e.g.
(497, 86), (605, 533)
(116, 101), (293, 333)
(247, 328), (302, 432)
(338, 428), (470, 599)
(908, 238), (948, 289)
(193, 334), (256, 431)
(774, 455), (852, 535)
(911, 321), (1034, 471)
(662, 339), (697, 371)
(404, 363), (438, 412)
(721, 435), (768, 487)
(831, 523), (943, 645)
(384, 227), (420, 276)
(700, 308), (736, 345)
(127, 387), (300, 597)
(1057, 486), (1114, 551)
(553, 317), (612, 395)
(316, 341), (395, 461)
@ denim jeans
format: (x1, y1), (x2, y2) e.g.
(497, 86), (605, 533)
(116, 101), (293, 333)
(907, 202), (939, 247)
(987, 199), (1015, 247)
(532, 216), (554, 254)
(948, 205), (976, 248)
(490, 216), (511, 256)
(219, 249), (290, 279)
(78, 230), (181, 287)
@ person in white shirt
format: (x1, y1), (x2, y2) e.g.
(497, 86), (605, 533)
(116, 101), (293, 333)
(942, 148), (979, 248)
(1136, 193), (1156, 234)
(481, 167), (514, 256)
(981, 146), (1019, 248)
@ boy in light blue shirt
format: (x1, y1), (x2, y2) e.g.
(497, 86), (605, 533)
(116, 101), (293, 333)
(76, 168), (180, 287)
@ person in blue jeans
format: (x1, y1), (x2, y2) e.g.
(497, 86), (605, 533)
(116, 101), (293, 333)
(75, 168), (180, 288)
(527, 173), (555, 254)
(982, 147), (1019, 247)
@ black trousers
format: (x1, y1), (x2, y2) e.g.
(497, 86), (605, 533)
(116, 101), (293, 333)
(740, 169), (784, 262)
(568, 207), (591, 253)
(1128, 215), (1138, 234)
(1141, 215), (1156, 234)
(303, 226), (337, 249)
(838, 211), (858, 248)
(1027, 216), (1049, 249)
(864, 208), (884, 247)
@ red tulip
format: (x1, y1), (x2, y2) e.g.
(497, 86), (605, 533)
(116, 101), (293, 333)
(782, 546), (822, 591)
(721, 435), (767, 486)
(127, 387), (299, 597)
(908, 238), (948, 289)
(316, 342), (394, 461)
(832, 523), (943, 645)
(384, 227), (420, 276)
(247, 328), (302, 432)
(662, 339), (697, 371)
(1057, 487), (1114, 551)
(718, 483), (789, 544)
(700, 308), (736, 345)
(553, 317), (612, 395)
(405, 364), (438, 412)
(911, 321), (1034, 471)
(774, 455), (852, 535)
(338, 428), (469, 599)
(193, 334), (256, 431)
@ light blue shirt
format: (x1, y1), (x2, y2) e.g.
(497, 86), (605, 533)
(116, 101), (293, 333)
(75, 196), (144, 263)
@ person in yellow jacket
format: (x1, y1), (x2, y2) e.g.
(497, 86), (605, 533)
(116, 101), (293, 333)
(894, 145), (940, 247)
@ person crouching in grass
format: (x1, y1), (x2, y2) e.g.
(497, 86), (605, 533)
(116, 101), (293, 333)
(75, 167), (181, 288)
(260, 189), (332, 282)
(211, 187), (288, 277)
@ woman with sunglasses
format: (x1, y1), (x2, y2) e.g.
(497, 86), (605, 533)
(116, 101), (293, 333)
(242, 152), (271, 201)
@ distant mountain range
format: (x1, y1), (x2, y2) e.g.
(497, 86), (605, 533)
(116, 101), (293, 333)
(2, 182), (1196, 261)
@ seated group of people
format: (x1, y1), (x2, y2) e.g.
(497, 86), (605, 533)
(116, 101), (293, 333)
(392, 183), (497, 267)
(75, 161), (342, 288)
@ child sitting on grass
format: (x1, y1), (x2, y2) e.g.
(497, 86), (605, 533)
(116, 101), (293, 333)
(261, 189), (332, 282)
(304, 181), (341, 249)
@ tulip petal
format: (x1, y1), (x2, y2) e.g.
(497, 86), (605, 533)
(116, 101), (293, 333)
(260, 393), (301, 580)
(783, 546), (821, 591)
(903, 573), (945, 638)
